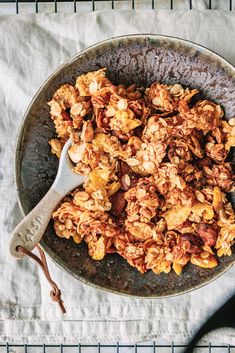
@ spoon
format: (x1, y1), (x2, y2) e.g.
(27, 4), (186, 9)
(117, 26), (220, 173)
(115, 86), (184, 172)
(9, 139), (85, 259)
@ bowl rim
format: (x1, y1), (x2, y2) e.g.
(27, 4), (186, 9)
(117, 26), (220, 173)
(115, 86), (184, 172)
(15, 33), (235, 298)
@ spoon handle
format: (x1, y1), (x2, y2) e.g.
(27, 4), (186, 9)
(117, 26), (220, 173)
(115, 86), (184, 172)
(9, 187), (62, 259)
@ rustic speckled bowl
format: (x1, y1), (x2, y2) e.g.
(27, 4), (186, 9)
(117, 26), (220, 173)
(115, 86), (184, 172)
(15, 34), (235, 297)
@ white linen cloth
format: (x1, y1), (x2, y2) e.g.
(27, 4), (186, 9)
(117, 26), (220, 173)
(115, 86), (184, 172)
(0, 8), (235, 344)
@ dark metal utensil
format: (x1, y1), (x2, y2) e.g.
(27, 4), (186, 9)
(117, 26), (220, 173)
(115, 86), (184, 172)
(183, 294), (235, 353)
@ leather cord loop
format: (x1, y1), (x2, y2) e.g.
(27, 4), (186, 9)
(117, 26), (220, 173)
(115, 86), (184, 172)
(17, 244), (66, 314)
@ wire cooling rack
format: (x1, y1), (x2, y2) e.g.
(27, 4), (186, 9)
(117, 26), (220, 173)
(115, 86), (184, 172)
(1, 343), (235, 353)
(0, 0), (234, 350)
(0, 0), (233, 15)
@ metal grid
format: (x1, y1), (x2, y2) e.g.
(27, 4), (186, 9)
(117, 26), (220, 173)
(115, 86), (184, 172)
(1, 343), (235, 353)
(0, 0), (234, 350)
(0, 0), (233, 15)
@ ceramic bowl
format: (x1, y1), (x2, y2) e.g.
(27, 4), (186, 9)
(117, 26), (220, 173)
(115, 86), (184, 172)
(15, 34), (235, 297)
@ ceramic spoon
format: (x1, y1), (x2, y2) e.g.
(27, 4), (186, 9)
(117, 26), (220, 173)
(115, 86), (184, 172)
(9, 139), (85, 259)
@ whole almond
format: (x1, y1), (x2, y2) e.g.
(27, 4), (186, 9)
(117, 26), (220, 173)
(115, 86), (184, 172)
(110, 191), (127, 217)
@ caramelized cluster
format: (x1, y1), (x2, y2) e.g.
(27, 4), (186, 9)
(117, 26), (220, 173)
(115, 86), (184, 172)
(49, 68), (235, 275)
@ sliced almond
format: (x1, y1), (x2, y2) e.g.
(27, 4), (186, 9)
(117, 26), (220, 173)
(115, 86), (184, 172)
(68, 143), (86, 163)
(106, 106), (116, 117)
(152, 97), (161, 106)
(143, 161), (155, 172)
(171, 156), (180, 165)
(170, 84), (183, 96)
(71, 102), (83, 115)
(126, 158), (140, 166)
(203, 166), (213, 175)
(229, 117), (235, 126)
(166, 253), (173, 261)
(50, 101), (61, 116)
(89, 80), (99, 94)
(124, 174), (131, 187)
(202, 104), (214, 112)
(65, 218), (73, 230)
(74, 191), (90, 202)
(117, 98), (128, 110)
(195, 190), (205, 203)
(136, 188), (147, 198)
(49, 139), (62, 152)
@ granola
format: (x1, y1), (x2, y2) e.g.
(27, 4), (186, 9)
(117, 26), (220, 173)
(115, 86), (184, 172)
(49, 68), (235, 275)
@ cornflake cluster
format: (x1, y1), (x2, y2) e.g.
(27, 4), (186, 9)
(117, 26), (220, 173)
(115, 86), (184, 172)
(49, 68), (235, 275)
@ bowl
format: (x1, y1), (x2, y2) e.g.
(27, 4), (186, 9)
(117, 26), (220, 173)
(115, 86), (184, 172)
(15, 34), (235, 297)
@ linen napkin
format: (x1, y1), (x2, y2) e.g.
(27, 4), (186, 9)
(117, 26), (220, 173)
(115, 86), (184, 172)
(0, 8), (235, 344)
